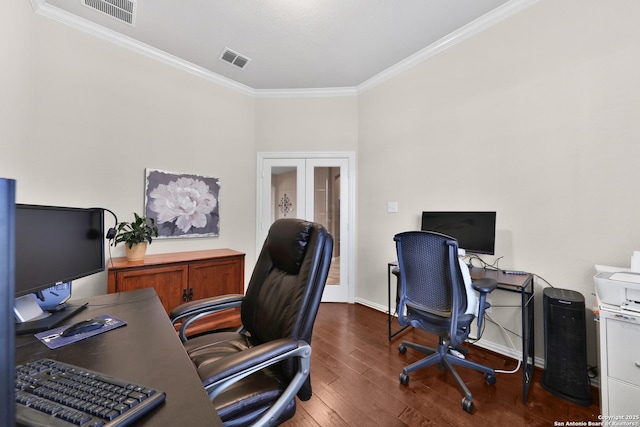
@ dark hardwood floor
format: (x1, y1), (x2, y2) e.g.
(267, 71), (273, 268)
(284, 303), (601, 426)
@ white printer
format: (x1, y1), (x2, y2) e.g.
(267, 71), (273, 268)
(593, 262), (640, 418)
(594, 269), (640, 313)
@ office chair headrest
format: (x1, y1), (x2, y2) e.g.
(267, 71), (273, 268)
(266, 219), (313, 275)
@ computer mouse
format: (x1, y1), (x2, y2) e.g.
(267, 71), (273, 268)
(61, 318), (107, 337)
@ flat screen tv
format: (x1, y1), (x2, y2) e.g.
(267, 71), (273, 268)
(421, 211), (497, 255)
(15, 204), (105, 297)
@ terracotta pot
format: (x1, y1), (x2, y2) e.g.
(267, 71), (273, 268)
(125, 242), (148, 262)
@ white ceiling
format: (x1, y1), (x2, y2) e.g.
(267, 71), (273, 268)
(31, 0), (532, 94)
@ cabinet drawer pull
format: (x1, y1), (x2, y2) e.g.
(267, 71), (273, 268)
(182, 289), (188, 302)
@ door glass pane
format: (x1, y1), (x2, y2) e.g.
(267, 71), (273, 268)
(260, 154), (350, 303)
(313, 167), (340, 286)
(270, 167), (297, 222)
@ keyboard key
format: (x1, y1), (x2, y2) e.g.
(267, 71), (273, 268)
(15, 358), (165, 427)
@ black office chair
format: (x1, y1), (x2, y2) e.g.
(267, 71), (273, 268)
(394, 231), (497, 413)
(170, 218), (333, 426)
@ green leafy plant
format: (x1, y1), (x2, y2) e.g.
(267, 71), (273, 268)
(114, 212), (159, 249)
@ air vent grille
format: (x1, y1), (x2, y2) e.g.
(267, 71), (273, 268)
(219, 48), (251, 70)
(83, 0), (136, 25)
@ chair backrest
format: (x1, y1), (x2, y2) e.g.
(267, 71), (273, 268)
(241, 218), (333, 400)
(242, 217), (332, 341)
(394, 231), (467, 321)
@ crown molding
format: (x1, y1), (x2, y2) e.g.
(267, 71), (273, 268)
(254, 87), (358, 98)
(356, 0), (540, 94)
(29, 0), (539, 98)
(28, 0), (256, 96)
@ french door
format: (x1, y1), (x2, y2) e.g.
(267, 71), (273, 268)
(257, 153), (354, 303)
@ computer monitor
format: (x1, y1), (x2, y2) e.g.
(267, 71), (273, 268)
(14, 204), (104, 330)
(0, 178), (16, 426)
(420, 211), (497, 255)
(15, 204), (104, 297)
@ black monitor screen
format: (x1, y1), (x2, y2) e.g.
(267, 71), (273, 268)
(15, 204), (104, 297)
(420, 211), (496, 255)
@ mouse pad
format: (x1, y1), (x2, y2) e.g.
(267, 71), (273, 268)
(35, 315), (127, 349)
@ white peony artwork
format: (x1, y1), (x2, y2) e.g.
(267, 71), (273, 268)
(144, 168), (220, 238)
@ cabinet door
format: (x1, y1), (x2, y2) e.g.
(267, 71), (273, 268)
(115, 265), (187, 314)
(182, 258), (243, 335)
(608, 379), (640, 416)
(606, 317), (640, 385)
(189, 258), (243, 300)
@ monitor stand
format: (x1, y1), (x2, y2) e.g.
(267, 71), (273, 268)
(15, 301), (88, 335)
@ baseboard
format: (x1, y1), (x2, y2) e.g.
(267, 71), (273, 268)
(354, 297), (388, 314)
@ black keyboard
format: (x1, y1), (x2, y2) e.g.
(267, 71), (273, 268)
(15, 358), (166, 427)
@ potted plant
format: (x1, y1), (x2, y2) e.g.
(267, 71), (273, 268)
(114, 212), (159, 261)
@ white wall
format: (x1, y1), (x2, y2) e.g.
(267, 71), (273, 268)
(1, 0), (33, 183)
(255, 96), (358, 152)
(357, 0), (640, 365)
(6, 0), (640, 369)
(2, 0), (257, 298)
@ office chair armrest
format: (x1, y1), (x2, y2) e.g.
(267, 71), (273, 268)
(471, 277), (498, 337)
(200, 338), (303, 390)
(170, 294), (244, 342)
(200, 338), (312, 425)
(471, 277), (497, 295)
(170, 294), (244, 320)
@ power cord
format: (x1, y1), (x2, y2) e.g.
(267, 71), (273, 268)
(90, 207), (118, 268)
(465, 254), (504, 270)
(483, 312), (522, 374)
(464, 254), (557, 291)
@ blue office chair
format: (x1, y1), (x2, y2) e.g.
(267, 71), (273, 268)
(170, 219), (333, 426)
(394, 231), (497, 413)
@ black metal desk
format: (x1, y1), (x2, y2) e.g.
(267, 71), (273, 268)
(16, 288), (223, 426)
(469, 267), (535, 404)
(387, 263), (535, 404)
(387, 261), (410, 340)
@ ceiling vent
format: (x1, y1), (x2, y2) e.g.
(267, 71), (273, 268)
(219, 48), (251, 70)
(83, 0), (137, 26)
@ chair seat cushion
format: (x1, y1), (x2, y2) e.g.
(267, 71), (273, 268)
(184, 332), (296, 426)
(184, 331), (253, 370)
(405, 306), (474, 339)
(213, 368), (295, 426)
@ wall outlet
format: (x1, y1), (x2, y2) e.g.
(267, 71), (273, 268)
(387, 201), (398, 213)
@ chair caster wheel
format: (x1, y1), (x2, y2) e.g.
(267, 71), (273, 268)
(399, 372), (409, 386)
(398, 344), (407, 354)
(484, 373), (497, 385)
(462, 397), (474, 413)
(454, 346), (468, 356)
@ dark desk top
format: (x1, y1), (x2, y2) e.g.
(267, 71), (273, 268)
(16, 288), (222, 427)
(469, 267), (533, 291)
(389, 261), (533, 291)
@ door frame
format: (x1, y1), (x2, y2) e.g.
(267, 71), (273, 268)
(256, 151), (356, 303)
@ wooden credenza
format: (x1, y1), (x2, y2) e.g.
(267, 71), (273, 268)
(107, 249), (245, 334)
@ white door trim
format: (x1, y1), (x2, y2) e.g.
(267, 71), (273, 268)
(257, 151), (356, 303)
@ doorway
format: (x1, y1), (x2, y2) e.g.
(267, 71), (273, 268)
(257, 153), (354, 303)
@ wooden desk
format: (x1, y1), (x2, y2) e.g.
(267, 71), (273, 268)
(15, 288), (223, 426)
(387, 263), (535, 403)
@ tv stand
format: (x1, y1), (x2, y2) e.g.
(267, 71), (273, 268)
(14, 303), (87, 335)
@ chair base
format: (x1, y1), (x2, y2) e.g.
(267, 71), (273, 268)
(398, 338), (496, 413)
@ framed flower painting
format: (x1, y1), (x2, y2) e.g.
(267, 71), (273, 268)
(144, 168), (220, 239)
